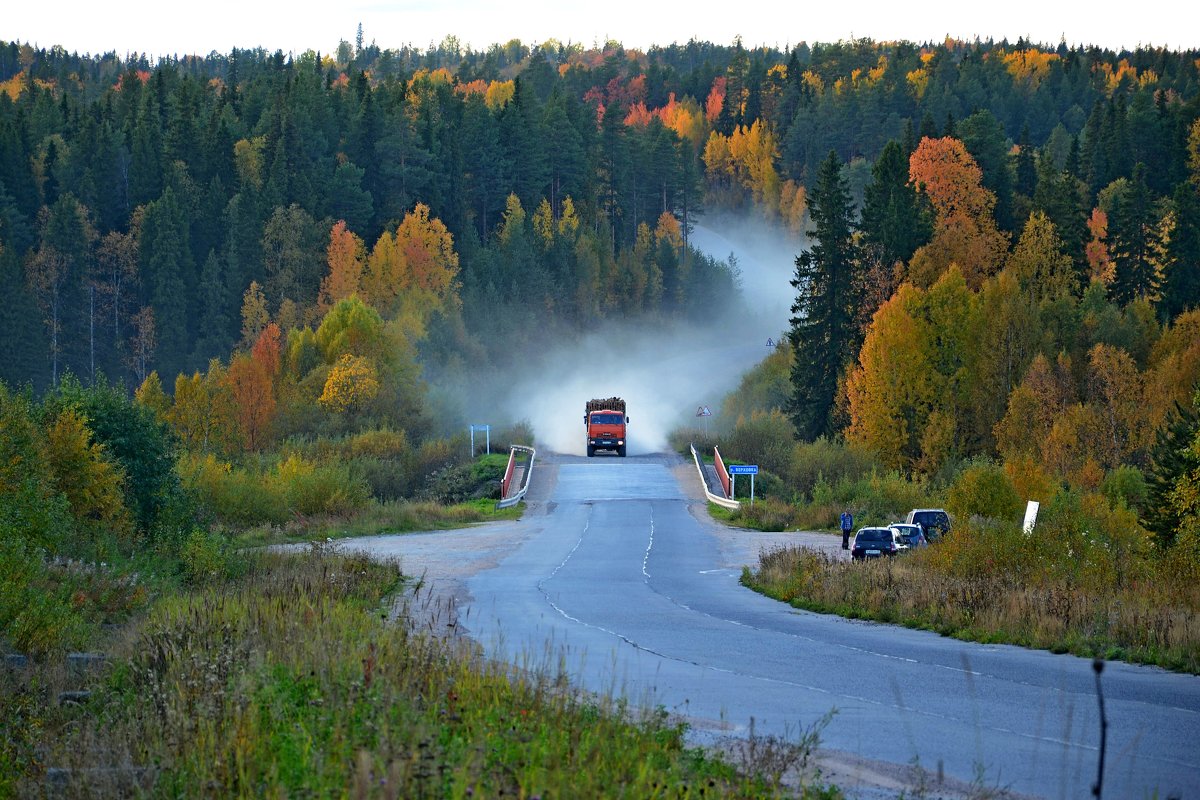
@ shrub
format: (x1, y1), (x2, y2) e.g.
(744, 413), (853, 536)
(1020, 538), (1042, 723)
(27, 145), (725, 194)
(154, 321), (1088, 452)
(273, 455), (369, 517)
(725, 410), (795, 478)
(346, 427), (409, 459)
(786, 437), (877, 498)
(0, 383), (70, 552)
(180, 453), (288, 528)
(43, 374), (186, 536)
(179, 528), (238, 585)
(736, 497), (797, 531)
(946, 460), (1022, 522)
(0, 535), (91, 654)
(349, 457), (411, 501)
(1101, 465), (1148, 512)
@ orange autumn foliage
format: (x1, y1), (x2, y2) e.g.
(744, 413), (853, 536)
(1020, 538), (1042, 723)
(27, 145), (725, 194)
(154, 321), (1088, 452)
(225, 354), (275, 452)
(318, 220), (367, 309)
(908, 136), (1009, 288)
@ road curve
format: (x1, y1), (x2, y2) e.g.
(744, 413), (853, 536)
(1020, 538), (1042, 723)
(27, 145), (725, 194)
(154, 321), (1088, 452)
(466, 453), (1198, 799)
(337, 452), (1199, 799)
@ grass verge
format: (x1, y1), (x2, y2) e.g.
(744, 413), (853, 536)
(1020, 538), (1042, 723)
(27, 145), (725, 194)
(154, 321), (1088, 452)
(5, 547), (841, 798)
(742, 545), (1200, 674)
(232, 498), (523, 547)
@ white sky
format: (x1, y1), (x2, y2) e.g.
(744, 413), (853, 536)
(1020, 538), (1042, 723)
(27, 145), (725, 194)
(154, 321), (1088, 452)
(7, 0), (1197, 58)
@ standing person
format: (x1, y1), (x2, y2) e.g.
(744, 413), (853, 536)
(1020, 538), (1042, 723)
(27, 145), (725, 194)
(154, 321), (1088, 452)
(840, 510), (853, 550)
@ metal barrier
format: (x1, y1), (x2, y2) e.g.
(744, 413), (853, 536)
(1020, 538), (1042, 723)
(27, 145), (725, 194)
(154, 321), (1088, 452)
(496, 445), (537, 509)
(714, 445), (732, 499)
(690, 443), (740, 510)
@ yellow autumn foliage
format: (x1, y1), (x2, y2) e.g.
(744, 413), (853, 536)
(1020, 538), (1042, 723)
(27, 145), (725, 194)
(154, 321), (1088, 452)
(319, 354), (380, 414)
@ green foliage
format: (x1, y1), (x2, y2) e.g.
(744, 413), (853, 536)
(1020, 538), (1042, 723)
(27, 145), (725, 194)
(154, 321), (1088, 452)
(946, 460), (1022, 522)
(725, 410), (796, 479)
(785, 437), (878, 499)
(14, 551), (815, 797)
(179, 528), (240, 585)
(179, 452), (370, 528)
(1101, 465), (1148, 512)
(43, 374), (188, 538)
(0, 535), (92, 654)
(315, 297), (387, 362)
(788, 150), (861, 441)
(0, 382), (71, 552)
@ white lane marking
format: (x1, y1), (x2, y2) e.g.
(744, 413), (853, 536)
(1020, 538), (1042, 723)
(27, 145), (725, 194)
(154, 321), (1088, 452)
(527, 501), (1197, 770)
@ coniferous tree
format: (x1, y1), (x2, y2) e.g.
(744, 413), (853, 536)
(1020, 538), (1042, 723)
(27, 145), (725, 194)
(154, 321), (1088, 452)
(1109, 164), (1158, 305)
(860, 140), (931, 268)
(1160, 180), (1200, 318)
(191, 250), (233, 368)
(787, 150), (861, 440)
(1143, 399), (1200, 547)
(958, 109), (1014, 231)
(139, 187), (192, 379)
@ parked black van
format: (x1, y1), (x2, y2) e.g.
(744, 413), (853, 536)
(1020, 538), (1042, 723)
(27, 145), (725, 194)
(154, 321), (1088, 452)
(905, 508), (951, 541)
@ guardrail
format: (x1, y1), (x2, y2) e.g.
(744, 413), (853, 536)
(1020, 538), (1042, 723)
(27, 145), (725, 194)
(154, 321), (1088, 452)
(496, 445), (537, 509)
(714, 445), (732, 499)
(690, 443), (740, 510)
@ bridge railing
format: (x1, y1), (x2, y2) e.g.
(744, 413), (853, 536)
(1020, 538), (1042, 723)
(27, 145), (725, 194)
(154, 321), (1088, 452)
(690, 443), (740, 510)
(497, 445), (536, 509)
(714, 445), (732, 499)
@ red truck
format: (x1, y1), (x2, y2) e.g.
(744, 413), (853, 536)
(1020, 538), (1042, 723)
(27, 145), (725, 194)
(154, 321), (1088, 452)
(584, 397), (629, 457)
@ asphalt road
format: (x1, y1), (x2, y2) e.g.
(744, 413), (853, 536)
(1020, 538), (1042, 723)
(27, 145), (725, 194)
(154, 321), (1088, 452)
(340, 452), (1200, 799)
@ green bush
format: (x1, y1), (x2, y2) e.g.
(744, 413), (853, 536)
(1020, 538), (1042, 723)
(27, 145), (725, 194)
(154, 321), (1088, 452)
(349, 456), (410, 500)
(43, 374), (187, 536)
(274, 455), (370, 517)
(946, 460), (1022, 522)
(0, 385), (71, 553)
(837, 470), (930, 526)
(0, 536), (91, 654)
(786, 437), (877, 498)
(735, 497), (797, 531)
(180, 453), (288, 528)
(179, 528), (239, 585)
(1101, 465), (1148, 512)
(725, 410), (795, 478)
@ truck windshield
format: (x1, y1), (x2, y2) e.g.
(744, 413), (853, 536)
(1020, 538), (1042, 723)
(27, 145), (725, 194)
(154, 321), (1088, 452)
(590, 414), (623, 424)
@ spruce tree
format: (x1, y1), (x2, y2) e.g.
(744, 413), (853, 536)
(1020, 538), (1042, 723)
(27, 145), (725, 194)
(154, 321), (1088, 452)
(1109, 164), (1158, 305)
(861, 140), (931, 268)
(787, 150), (861, 441)
(1160, 180), (1200, 319)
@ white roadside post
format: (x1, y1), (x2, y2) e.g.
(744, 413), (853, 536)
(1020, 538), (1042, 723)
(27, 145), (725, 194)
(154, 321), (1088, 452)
(1023, 500), (1040, 534)
(470, 424), (491, 456)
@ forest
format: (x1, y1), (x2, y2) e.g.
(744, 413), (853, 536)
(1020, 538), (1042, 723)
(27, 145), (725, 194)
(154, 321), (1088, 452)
(3, 27), (1200, 796)
(1, 30), (1199, 636)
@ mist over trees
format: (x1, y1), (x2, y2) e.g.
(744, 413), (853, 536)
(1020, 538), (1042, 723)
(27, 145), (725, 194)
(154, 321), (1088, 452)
(1, 34), (1199, 540)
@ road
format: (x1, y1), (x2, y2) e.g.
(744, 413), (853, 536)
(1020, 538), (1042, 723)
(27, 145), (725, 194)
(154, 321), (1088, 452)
(337, 452), (1200, 799)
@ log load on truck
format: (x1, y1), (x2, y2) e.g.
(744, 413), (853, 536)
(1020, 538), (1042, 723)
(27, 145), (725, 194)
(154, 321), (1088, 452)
(584, 397), (629, 457)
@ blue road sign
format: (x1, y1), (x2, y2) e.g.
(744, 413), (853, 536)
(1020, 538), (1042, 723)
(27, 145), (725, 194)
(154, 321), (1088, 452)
(728, 464), (758, 475)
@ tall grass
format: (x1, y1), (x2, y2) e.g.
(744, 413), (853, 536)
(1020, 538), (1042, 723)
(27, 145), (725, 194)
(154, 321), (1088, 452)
(744, 532), (1200, 673)
(6, 549), (840, 797)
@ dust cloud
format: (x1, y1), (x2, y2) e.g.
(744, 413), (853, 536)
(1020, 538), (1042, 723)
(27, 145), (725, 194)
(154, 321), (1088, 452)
(488, 213), (805, 456)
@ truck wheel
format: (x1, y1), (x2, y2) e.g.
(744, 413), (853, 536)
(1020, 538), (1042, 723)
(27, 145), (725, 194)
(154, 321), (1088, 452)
(587, 446), (595, 457)
(618, 445), (626, 457)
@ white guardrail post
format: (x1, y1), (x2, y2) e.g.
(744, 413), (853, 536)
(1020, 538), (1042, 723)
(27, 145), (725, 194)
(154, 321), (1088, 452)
(690, 443), (740, 510)
(496, 445), (537, 509)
